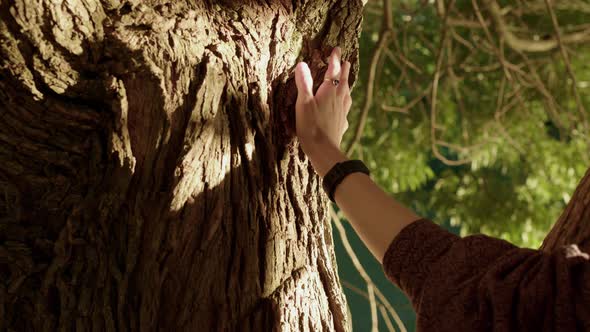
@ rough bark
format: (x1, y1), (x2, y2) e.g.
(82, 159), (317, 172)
(542, 167), (590, 253)
(0, 0), (363, 331)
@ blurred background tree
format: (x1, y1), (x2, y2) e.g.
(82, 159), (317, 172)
(333, 0), (590, 330)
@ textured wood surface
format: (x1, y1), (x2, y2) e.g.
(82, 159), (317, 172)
(542, 168), (590, 254)
(0, 1), (363, 330)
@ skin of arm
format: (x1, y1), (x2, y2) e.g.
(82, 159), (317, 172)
(295, 47), (421, 263)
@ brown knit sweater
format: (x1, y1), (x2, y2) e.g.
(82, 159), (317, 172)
(382, 219), (590, 331)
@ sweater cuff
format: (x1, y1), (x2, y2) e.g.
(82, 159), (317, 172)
(382, 219), (458, 302)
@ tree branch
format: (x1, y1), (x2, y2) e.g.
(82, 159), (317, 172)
(330, 207), (378, 332)
(341, 281), (398, 332)
(330, 206), (408, 332)
(515, 0), (590, 15)
(543, 0), (589, 134)
(381, 83), (431, 114)
(472, 0), (513, 80)
(345, 0), (394, 156)
(430, 0), (472, 166)
(484, 0), (590, 53)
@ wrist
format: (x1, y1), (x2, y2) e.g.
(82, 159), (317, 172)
(304, 135), (348, 177)
(323, 160), (371, 202)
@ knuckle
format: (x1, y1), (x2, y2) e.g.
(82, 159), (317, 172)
(344, 95), (352, 106)
(338, 88), (351, 98)
(310, 125), (323, 141)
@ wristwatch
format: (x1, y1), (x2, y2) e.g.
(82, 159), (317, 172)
(322, 160), (370, 203)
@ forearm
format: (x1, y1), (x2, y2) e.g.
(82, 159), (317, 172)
(307, 138), (421, 263)
(334, 172), (420, 263)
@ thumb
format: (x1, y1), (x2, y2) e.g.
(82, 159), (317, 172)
(295, 62), (314, 104)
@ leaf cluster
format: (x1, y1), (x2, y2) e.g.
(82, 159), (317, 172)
(346, 0), (590, 248)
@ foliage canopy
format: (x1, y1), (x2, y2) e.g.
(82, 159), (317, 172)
(344, 0), (590, 248)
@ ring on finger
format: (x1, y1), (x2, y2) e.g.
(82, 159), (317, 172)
(324, 78), (340, 86)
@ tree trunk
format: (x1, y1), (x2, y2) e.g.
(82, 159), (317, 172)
(0, 1), (363, 331)
(542, 167), (590, 253)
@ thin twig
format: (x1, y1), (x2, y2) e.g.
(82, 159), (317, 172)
(518, 51), (569, 136)
(330, 207), (379, 332)
(380, 305), (397, 332)
(384, 47), (423, 75)
(373, 286), (407, 332)
(543, 0), (589, 135)
(330, 207), (408, 332)
(492, 77), (527, 153)
(368, 284), (378, 332)
(472, 0), (512, 80)
(341, 281), (398, 332)
(381, 84), (432, 114)
(430, 0), (472, 166)
(452, 30), (475, 51)
(345, 0), (394, 156)
(446, 43), (469, 143)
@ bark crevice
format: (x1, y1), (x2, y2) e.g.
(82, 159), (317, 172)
(0, 1), (362, 331)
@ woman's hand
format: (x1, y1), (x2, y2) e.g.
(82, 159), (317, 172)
(294, 47), (352, 177)
(294, 47), (352, 152)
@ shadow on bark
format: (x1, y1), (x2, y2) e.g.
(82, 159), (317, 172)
(0, 10), (351, 329)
